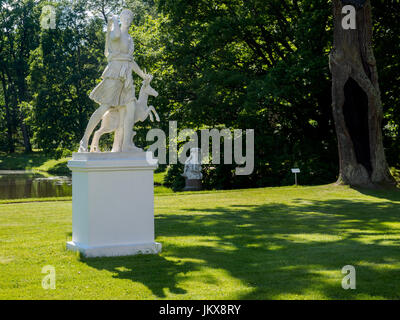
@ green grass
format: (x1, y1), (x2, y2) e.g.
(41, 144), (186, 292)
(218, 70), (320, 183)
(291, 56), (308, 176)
(1, 184), (399, 299)
(154, 171), (167, 185)
(34, 159), (70, 175)
(0, 151), (70, 175)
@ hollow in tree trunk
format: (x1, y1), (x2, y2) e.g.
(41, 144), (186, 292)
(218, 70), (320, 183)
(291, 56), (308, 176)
(329, 0), (396, 188)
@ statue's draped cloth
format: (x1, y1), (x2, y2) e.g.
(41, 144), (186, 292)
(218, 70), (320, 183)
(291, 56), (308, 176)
(89, 33), (135, 107)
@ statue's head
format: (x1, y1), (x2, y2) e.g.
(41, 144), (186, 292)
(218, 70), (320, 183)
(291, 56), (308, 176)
(190, 148), (201, 164)
(120, 9), (134, 27)
(142, 74), (159, 97)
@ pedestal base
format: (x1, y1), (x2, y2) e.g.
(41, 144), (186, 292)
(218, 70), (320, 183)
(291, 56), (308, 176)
(184, 178), (202, 191)
(66, 241), (162, 258)
(67, 151), (161, 258)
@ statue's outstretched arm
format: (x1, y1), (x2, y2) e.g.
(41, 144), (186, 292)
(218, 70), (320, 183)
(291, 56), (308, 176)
(110, 16), (121, 40)
(104, 17), (114, 57)
(132, 60), (146, 79)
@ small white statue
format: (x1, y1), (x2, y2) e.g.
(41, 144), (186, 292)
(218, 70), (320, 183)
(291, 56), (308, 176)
(182, 148), (203, 180)
(78, 9), (156, 153)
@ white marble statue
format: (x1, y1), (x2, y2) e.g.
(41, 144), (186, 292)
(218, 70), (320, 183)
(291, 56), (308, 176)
(91, 75), (160, 152)
(182, 148), (203, 180)
(68, 9), (162, 258)
(78, 9), (156, 153)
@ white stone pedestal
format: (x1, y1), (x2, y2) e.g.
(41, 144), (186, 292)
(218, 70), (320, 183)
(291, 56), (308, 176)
(66, 151), (161, 257)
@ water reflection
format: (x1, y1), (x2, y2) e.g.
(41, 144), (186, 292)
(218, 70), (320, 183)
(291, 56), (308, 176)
(0, 170), (72, 199)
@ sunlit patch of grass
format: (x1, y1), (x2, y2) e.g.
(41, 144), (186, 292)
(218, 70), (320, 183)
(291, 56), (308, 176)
(0, 256), (14, 264)
(154, 171), (167, 185)
(34, 158), (70, 175)
(275, 233), (343, 243)
(154, 186), (173, 194)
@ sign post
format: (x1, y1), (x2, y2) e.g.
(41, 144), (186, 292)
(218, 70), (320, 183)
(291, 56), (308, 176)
(291, 168), (300, 186)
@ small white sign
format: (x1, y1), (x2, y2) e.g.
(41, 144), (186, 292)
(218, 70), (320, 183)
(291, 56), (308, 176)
(291, 168), (300, 173)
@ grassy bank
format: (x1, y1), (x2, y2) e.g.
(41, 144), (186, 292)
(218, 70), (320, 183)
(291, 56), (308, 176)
(0, 151), (70, 175)
(1, 185), (399, 299)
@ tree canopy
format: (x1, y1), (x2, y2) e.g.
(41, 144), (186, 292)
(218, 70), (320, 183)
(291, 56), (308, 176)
(0, 0), (399, 188)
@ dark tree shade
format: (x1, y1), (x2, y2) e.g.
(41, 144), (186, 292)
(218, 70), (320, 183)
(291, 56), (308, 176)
(340, 0), (366, 10)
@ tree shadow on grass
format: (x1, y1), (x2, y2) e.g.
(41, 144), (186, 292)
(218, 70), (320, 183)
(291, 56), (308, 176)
(81, 198), (400, 299)
(155, 199), (400, 299)
(353, 186), (400, 201)
(47, 160), (70, 175)
(81, 254), (194, 298)
(0, 152), (49, 171)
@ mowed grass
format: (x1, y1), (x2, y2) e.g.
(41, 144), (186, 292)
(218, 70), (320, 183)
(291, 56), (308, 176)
(0, 185), (400, 299)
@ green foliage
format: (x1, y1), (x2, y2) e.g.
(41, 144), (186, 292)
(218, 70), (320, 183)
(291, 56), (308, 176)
(374, 2), (400, 167)
(28, 0), (105, 153)
(153, 0), (340, 189)
(164, 163), (185, 191)
(128, 11), (173, 150)
(1, 0), (399, 190)
(0, 0), (42, 152)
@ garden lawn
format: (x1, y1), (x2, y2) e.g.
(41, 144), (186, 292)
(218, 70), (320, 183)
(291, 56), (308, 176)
(0, 184), (400, 299)
(0, 151), (70, 175)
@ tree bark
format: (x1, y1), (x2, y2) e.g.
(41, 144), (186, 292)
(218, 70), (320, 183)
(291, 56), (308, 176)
(329, 0), (395, 188)
(0, 72), (15, 153)
(16, 6), (32, 153)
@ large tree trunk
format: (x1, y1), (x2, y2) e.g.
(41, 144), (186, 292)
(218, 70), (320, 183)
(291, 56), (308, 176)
(329, 0), (396, 188)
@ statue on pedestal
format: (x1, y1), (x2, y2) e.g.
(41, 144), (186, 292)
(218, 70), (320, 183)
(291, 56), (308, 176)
(67, 9), (162, 258)
(78, 9), (159, 153)
(182, 148), (203, 191)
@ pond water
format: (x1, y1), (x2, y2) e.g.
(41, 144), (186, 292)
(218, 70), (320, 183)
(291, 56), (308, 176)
(0, 170), (72, 200)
